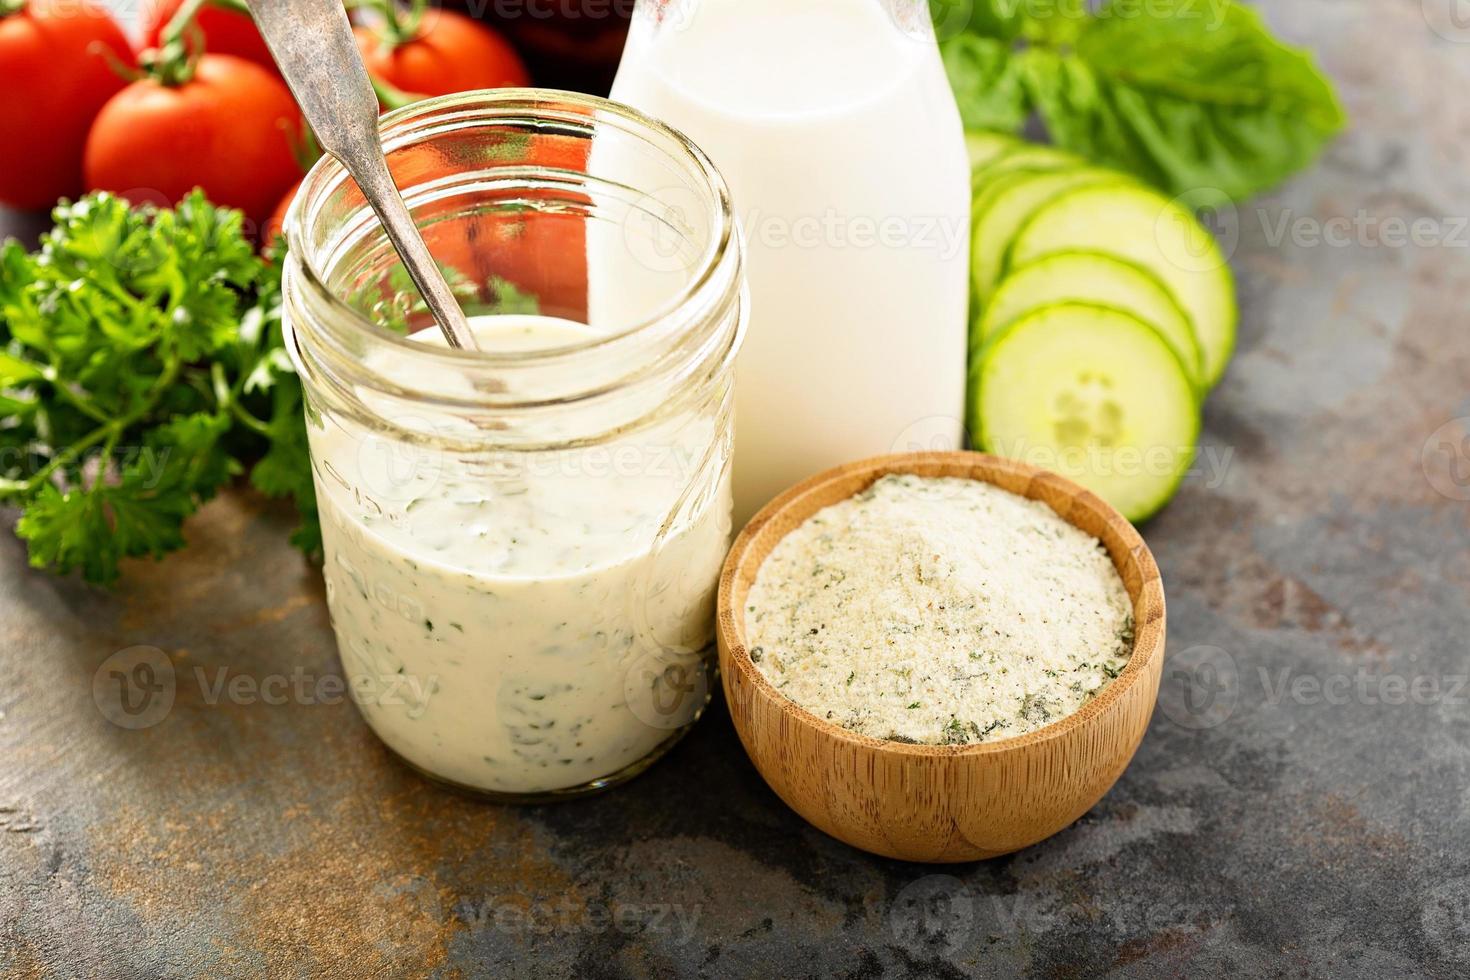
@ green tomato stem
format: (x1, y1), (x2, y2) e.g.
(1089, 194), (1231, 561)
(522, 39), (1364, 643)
(90, 39), (145, 85)
(355, 0), (419, 49)
(141, 0), (217, 86)
(401, 0), (428, 40)
(0, 0), (27, 19)
(162, 0), (211, 46)
(370, 73), (425, 111)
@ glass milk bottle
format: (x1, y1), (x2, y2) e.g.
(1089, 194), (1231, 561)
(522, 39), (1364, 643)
(608, 0), (971, 522)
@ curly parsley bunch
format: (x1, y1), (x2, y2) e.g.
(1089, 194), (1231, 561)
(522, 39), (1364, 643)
(0, 191), (318, 584)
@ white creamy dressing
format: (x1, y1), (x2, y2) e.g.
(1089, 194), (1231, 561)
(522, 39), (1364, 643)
(608, 0), (971, 522)
(314, 315), (730, 795)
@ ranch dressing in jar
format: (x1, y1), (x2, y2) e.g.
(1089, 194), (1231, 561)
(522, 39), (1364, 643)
(283, 92), (745, 800)
(314, 316), (733, 794)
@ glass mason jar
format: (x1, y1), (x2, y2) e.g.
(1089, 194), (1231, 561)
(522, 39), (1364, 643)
(282, 90), (745, 802)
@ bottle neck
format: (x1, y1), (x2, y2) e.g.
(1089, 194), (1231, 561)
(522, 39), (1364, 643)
(629, 0), (940, 44)
(617, 0), (941, 123)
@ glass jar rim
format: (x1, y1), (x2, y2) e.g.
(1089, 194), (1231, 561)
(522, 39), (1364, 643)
(283, 87), (737, 367)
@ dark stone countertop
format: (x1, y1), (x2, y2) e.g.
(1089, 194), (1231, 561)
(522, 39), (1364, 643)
(3, 1), (1469, 977)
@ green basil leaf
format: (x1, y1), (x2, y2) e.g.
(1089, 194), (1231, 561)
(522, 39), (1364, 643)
(939, 34), (1030, 134)
(1025, 1), (1346, 199)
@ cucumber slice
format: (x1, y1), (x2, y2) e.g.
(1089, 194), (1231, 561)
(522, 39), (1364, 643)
(1010, 183), (1237, 388)
(975, 251), (1205, 388)
(971, 144), (1080, 193)
(975, 303), (1199, 522)
(971, 169), (1121, 305)
(965, 131), (1020, 170)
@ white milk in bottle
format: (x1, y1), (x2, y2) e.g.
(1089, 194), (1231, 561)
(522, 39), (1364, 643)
(605, 0), (971, 522)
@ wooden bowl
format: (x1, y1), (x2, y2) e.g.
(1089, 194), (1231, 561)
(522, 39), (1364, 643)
(717, 452), (1165, 863)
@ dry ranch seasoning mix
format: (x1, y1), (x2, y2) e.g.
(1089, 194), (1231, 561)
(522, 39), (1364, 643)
(744, 474), (1135, 744)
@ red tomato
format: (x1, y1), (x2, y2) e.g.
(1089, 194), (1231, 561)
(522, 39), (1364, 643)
(354, 9), (528, 98)
(280, 116), (588, 316)
(356, 132), (590, 320)
(83, 54), (304, 227)
(139, 0), (276, 75)
(456, 132), (590, 319)
(0, 0), (134, 210)
(261, 178), (300, 249)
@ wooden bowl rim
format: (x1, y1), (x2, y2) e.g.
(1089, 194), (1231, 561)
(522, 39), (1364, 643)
(717, 451), (1166, 759)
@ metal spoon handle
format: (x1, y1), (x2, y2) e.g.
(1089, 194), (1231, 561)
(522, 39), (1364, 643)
(245, 0), (479, 350)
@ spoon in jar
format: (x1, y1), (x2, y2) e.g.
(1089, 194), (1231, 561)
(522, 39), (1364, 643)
(245, 0), (479, 350)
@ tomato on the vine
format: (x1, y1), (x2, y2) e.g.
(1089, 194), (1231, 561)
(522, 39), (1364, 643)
(354, 5), (528, 99)
(0, 0), (135, 210)
(84, 54), (304, 227)
(140, 0), (276, 75)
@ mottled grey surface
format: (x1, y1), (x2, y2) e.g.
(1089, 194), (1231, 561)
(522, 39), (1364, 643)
(3, 1), (1470, 977)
